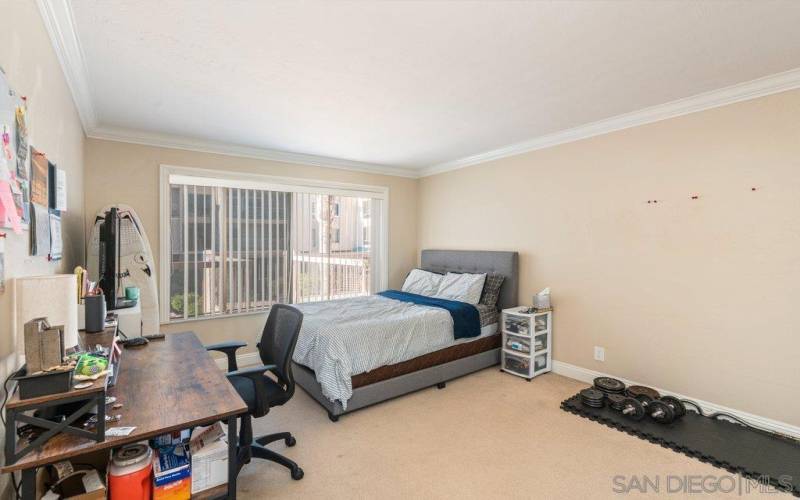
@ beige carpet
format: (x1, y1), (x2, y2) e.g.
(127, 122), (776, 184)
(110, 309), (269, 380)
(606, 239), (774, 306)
(237, 369), (781, 499)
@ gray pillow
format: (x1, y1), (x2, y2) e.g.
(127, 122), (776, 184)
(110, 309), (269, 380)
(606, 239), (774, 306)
(479, 274), (505, 309)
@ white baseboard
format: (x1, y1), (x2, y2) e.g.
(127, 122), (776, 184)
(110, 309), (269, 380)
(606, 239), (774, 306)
(552, 360), (800, 440)
(214, 352), (261, 370)
(215, 353), (799, 439)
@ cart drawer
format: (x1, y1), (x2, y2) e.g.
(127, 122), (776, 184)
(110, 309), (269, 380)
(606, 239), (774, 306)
(503, 351), (531, 377)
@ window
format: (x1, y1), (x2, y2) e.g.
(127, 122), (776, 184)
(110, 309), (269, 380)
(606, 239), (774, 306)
(160, 166), (388, 321)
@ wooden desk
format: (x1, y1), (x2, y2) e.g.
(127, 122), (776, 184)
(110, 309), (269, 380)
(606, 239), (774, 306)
(2, 331), (248, 499)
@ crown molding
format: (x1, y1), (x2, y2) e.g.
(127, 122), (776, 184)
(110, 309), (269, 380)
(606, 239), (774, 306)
(421, 67), (800, 177)
(38, 0), (800, 181)
(88, 125), (421, 178)
(36, 0), (97, 131)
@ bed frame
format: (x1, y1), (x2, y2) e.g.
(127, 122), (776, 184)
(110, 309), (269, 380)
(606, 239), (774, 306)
(293, 249), (519, 421)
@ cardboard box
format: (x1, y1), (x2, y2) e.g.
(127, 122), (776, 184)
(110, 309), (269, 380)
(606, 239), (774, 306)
(41, 469), (106, 500)
(153, 429), (191, 447)
(153, 445), (191, 500)
(190, 422), (228, 495)
(153, 476), (190, 500)
(66, 470), (107, 500)
(24, 317), (65, 373)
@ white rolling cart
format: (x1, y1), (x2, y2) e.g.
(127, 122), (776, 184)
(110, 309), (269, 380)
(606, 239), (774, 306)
(500, 307), (552, 381)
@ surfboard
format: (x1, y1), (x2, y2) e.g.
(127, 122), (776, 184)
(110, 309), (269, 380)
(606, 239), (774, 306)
(87, 204), (159, 335)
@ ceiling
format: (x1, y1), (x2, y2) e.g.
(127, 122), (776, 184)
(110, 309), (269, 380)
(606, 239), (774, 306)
(44, 1), (800, 176)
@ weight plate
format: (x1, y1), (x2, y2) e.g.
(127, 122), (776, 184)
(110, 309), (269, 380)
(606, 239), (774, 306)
(634, 394), (653, 405)
(606, 393), (626, 410)
(659, 396), (686, 419)
(625, 385), (660, 400)
(579, 388), (605, 401)
(648, 400), (676, 424)
(620, 398), (645, 421)
(593, 377), (626, 394)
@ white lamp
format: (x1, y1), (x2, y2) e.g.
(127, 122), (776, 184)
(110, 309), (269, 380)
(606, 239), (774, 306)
(12, 275), (78, 365)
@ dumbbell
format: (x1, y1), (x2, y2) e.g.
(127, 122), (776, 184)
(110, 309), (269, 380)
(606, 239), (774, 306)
(659, 396), (686, 420)
(619, 395), (650, 421)
(619, 394), (686, 424)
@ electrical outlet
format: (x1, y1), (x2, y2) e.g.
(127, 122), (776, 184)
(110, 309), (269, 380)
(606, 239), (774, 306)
(594, 346), (605, 362)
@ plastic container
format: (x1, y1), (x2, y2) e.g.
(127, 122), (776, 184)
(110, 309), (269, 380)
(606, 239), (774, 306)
(108, 443), (153, 500)
(505, 335), (531, 354)
(503, 352), (530, 376)
(84, 294), (107, 333)
(504, 316), (530, 335)
(534, 354), (547, 372)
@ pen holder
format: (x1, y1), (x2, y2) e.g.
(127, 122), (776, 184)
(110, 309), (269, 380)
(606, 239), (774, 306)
(85, 294), (106, 333)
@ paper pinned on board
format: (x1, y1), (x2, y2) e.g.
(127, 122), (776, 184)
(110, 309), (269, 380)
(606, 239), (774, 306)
(55, 168), (67, 211)
(49, 213), (62, 260)
(0, 235), (6, 293)
(31, 203), (49, 256)
(0, 180), (22, 233)
(30, 148), (48, 206)
(15, 105), (28, 179)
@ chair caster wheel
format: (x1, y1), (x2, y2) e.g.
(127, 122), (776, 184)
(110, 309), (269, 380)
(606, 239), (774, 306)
(285, 436), (296, 447)
(291, 467), (304, 480)
(328, 413), (339, 422)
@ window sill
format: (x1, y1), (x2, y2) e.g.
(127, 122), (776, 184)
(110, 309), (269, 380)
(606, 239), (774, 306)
(160, 308), (271, 325)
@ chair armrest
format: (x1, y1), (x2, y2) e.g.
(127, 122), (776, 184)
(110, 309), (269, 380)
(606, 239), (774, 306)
(205, 341), (248, 372)
(226, 364), (277, 379)
(226, 364), (277, 416)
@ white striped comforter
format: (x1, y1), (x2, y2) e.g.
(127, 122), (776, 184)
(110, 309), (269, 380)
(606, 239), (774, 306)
(292, 295), (455, 409)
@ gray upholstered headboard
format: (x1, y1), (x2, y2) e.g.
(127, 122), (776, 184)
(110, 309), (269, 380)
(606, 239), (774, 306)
(420, 249), (519, 311)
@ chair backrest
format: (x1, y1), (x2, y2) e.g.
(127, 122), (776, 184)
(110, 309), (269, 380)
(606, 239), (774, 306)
(258, 304), (303, 397)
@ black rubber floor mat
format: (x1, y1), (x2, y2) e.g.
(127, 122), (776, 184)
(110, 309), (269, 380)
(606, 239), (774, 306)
(561, 394), (800, 497)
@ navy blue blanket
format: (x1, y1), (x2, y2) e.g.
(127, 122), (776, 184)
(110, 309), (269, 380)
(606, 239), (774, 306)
(377, 290), (481, 340)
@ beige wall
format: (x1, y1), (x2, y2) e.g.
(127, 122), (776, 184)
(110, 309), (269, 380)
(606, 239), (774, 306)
(84, 138), (417, 351)
(418, 89), (800, 426)
(0, 0), (86, 492)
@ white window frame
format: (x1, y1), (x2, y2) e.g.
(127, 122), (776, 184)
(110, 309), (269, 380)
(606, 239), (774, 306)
(158, 164), (389, 324)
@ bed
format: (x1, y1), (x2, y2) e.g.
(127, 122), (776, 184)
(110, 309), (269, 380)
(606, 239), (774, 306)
(291, 249), (518, 421)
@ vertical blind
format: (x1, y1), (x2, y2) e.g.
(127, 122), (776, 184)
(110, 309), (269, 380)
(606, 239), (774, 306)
(167, 176), (384, 321)
(290, 193), (376, 304)
(168, 185), (292, 320)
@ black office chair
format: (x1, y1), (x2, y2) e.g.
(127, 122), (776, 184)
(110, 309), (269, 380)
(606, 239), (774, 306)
(206, 304), (305, 481)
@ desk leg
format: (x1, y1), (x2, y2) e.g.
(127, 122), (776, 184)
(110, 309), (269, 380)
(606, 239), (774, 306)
(21, 468), (35, 500)
(227, 415), (238, 499)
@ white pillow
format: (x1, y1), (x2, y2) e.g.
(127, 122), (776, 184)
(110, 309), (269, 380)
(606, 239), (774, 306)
(401, 269), (443, 297)
(434, 272), (486, 304)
